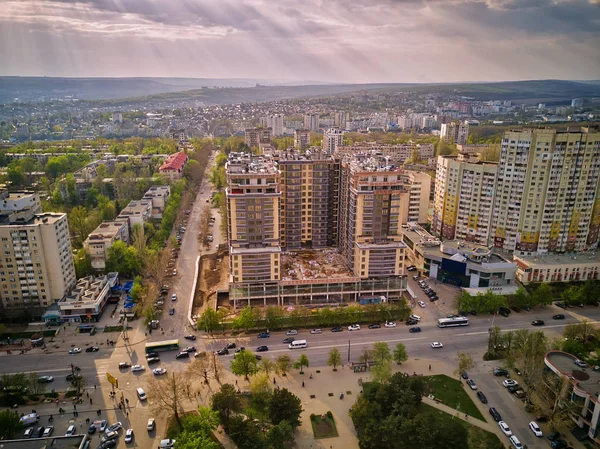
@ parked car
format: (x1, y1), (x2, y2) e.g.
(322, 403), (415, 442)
(547, 431), (561, 441)
(98, 441), (117, 449)
(169, 308), (175, 315)
(528, 421), (543, 437)
(409, 327), (422, 333)
(310, 329), (322, 334)
(283, 337), (295, 344)
(531, 319), (545, 326)
(552, 314), (566, 320)
(368, 323), (381, 329)
(503, 379), (518, 388)
(466, 379), (477, 390)
(224, 343), (237, 349)
(256, 346), (269, 352)
(348, 324), (361, 331)
(258, 332), (270, 338)
(23, 427), (34, 438)
(125, 428), (134, 443)
(493, 368), (509, 376)
(216, 349), (229, 356)
(331, 327), (343, 332)
(286, 329), (298, 335)
(153, 368), (167, 376)
(147, 418), (156, 431)
(65, 424), (76, 436)
(38, 375), (54, 383)
(489, 407), (502, 422)
(171, 294), (177, 301)
(234, 347), (245, 353)
(182, 346), (196, 353)
(184, 335), (197, 340)
(406, 319), (418, 326)
(550, 440), (568, 449)
(147, 357), (160, 365)
(555, 301), (566, 309)
(460, 371), (469, 380)
(508, 385), (521, 394)
(429, 295), (439, 301)
(476, 391), (488, 404)
(430, 342), (443, 348)
(106, 422), (122, 433)
(131, 365), (145, 372)
(85, 346), (99, 352)
(384, 321), (396, 328)
(175, 352), (189, 359)
(33, 427), (45, 438)
(418, 301), (426, 308)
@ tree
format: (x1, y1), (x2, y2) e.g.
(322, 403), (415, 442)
(371, 360), (393, 384)
(533, 283), (554, 306)
(0, 410), (21, 439)
(230, 350), (259, 381)
(265, 306), (284, 330)
(455, 352), (474, 378)
(73, 249), (94, 278)
(68, 206), (92, 247)
(232, 306), (257, 332)
(70, 373), (87, 398)
(561, 285), (584, 306)
(327, 347), (342, 371)
(275, 355), (292, 376)
(187, 356), (212, 385)
(147, 372), (192, 430)
(267, 420), (294, 449)
(510, 286), (532, 309)
(105, 241), (142, 277)
(198, 308), (220, 333)
(293, 353), (310, 374)
(371, 342), (392, 364)
(506, 330), (548, 400)
(487, 325), (504, 354)
(259, 357), (276, 376)
(358, 347), (372, 367)
(27, 372), (46, 396)
(211, 383), (241, 428)
(392, 343), (408, 365)
(269, 388), (303, 428)
(249, 373), (273, 407)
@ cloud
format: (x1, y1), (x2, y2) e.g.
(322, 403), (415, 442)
(0, 0), (598, 82)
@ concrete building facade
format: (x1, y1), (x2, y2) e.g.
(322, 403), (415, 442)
(440, 121), (469, 144)
(244, 128), (272, 148)
(83, 220), (130, 271)
(322, 128), (344, 153)
(294, 129), (310, 150)
(304, 113), (320, 131)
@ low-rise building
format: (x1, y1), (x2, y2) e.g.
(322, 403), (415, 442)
(83, 220), (130, 271)
(544, 351), (600, 444)
(159, 151), (188, 181)
(142, 185), (170, 219)
(514, 253), (600, 284)
(116, 200), (152, 229)
(0, 189), (41, 214)
(54, 272), (119, 322)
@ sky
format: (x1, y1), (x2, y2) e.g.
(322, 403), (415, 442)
(0, 0), (599, 83)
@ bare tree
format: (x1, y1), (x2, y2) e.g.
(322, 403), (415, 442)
(26, 373), (45, 396)
(455, 352), (474, 379)
(147, 372), (193, 430)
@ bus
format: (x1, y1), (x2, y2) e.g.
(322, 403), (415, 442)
(145, 339), (180, 354)
(437, 317), (469, 328)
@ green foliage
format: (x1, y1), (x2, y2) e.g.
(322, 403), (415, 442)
(211, 384), (242, 427)
(275, 355), (292, 376)
(105, 240), (142, 277)
(73, 248), (94, 278)
(456, 352), (474, 377)
(198, 308), (221, 333)
(327, 347), (342, 370)
(425, 374), (484, 420)
(532, 283), (554, 306)
(129, 276), (144, 302)
(393, 343), (408, 365)
(293, 353), (310, 374)
(230, 350), (260, 380)
(456, 290), (508, 314)
(269, 388), (303, 428)
(232, 306), (257, 332)
(266, 420), (294, 449)
(0, 409), (21, 439)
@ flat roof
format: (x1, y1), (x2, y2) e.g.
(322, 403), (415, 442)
(546, 351), (600, 400)
(515, 252), (600, 267)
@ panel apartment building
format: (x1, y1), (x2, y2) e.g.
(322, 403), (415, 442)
(0, 194), (76, 318)
(226, 149), (409, 309)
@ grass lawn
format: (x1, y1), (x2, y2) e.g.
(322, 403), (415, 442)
(420, 404), (503, 449)
(425, 374), (485, 421)
(310, 413), (339, 439)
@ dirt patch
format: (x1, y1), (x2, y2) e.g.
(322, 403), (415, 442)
(192, 246), (230, 318)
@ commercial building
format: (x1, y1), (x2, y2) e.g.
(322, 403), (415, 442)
(514, 253), (600, 284)
(142, 185), (170, 219)
(491, 127), (600, 254)
(294, 129), (310, 150)
(304, 113), (320, 131)
(322, 128), (344, 153)
(54, 272), (119, 322)
(440, 121), (469, 144)
(0, 434), (89, 449)
(83, 220), (130, 271)
(0, 206), (76, 318)
(544, 351), (600, 444)
(116, 200), (152, 229)
(159, 151), (188, 181)
(244, 128), (272, 148)
(432, 155), (498, 246)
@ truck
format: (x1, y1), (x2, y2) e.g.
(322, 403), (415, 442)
(20, 413), (39, 426)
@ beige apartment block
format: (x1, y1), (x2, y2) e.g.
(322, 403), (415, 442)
(514, 253), (600, 284)
(432, 155), (498, 246)
(83, 220), (130, 271)
(0, 209), (76, 316)
(491, 127), (600, 254)
(293, 129), (310, 150)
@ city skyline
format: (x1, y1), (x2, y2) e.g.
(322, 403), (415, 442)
(1, 0), (599, 82)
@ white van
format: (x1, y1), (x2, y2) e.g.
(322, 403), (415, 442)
(509, 435), (523, 449)
(136, 387), (147, 401)
(289, 340), (307, 349)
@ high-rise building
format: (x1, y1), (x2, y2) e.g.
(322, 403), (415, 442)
(440, 121), (469, 145)
(294, 129), (310, 150)
(432, 155), (498, 246)
(226, 153), (281, 283)
(0, 202), (76, 318)
(263, 114), (284, 136)
(112, 112), (123, 124)
(491, 127), (600, 254)
(244, 128), (272, 148)
(338, 153), (407, 278)
(304, 113), (320, 131)
(571, 98), (584, 108)
(334, 111), (348, 130)
(322, 128), (344, 153)
(401, 171), (432, 224)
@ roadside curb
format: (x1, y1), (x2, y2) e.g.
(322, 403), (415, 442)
(187, 255), (200, 328)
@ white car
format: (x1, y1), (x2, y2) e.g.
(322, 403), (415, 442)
(106, 422), (122, 433)
(131, 365), (145, 372)
(498, 421), (512, 437)
(384, 321), (396, 328)
(125, 428), (134, 443)
(503, 379), (518, 388)
(348, 324), (361, 331)
(65, 425), (76, 436)
(38, 375), (54, 383)
(310, 329), (322, 334)
(466, 379), (477, 390)
(409, 314), (421, 322)
(575, 359), (587, 367)
(286, 329), (298, 335)
(68, 347), (82, 354)
(42, 426), (54, 437)
(430, 342), (443, 348)
(418, 301), (426, 308)
(147, 418), (156, 431)
(528, 421), (543, 437)
(153, 368), (167, 376)
(171, 294), (177, 301)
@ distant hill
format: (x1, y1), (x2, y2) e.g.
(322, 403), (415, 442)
(0, 77), (599, 106)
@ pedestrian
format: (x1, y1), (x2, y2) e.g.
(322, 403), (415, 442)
(74, 404), (77, 411)
(273, 377), (276, 385)
(86, 392), (89, 398)
(235, 380), (238, 386)
(429, 364), (431, 371)
(125, 398), (129, 405)
(80, 421), (82, 428)
(90, 398), (93, 405)
(302, 381), (305, 388)
(464, 414), (468, 420)
(94, 384), (97, 390)
(126, 411), (129, 418)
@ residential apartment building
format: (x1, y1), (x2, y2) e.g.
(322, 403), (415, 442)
(336, 142), (434, 165)
(491, 127), (600, 254)
(514, 253), (600, 284)
(142, 185), (171, 219)
(116, 200), (152, 230)
(262, 114), (284, 136)
(338, 152), (407, 278)
(226, 153), (281, 283)
(401, 171), (431, 224)
(322, 128), (344, 153)
(159, 151), (188, 181)
(0, 207), (76, 318)
(432, 155), (498, 246)
(304, 113), (320, 131)
(440, 121), (469, 144)
(244, 128), (272, 148)
(83, 220), (130, 271)
(294, 129), (310, 150)
(0, 190), (41, 215)
(334, 111), (348, 130)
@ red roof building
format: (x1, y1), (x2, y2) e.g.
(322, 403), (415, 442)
(159, 152), (189, 181)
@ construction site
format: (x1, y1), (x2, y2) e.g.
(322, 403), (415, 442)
(280, 249), (354, 281)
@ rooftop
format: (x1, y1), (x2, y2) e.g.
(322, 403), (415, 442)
(515, 252), (600, 267)
(159, 151), (188, 171)
(86, 220), (127, 241)
(226, 152), (279, 175)
(281, 250), (354, 281)
(0, 211), (64, 227)
(342, 151), (402, 173)
(546, 351), (600, 400)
